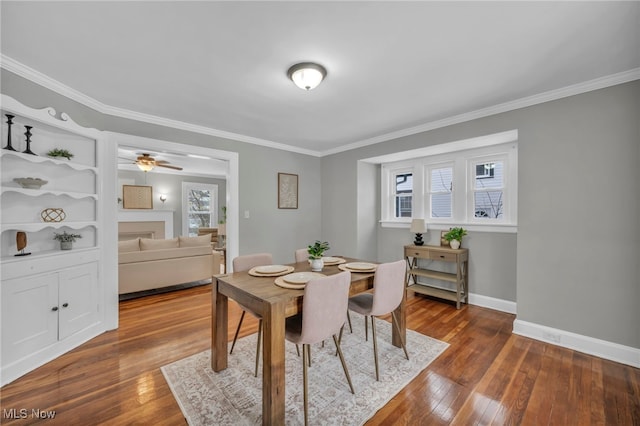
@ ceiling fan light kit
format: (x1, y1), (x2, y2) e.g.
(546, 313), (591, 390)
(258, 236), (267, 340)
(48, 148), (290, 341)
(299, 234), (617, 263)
(134, 153), (183, 172)
(137, 162), (154, 172)
(287, 62), (327, 91)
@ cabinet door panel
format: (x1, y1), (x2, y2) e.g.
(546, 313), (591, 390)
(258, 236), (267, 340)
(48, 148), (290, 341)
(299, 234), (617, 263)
(1, 274), (58, 364)
(58, 262), (98, 339)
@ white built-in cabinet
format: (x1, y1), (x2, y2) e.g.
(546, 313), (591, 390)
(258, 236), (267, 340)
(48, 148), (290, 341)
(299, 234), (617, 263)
(1, 94), (108, 386)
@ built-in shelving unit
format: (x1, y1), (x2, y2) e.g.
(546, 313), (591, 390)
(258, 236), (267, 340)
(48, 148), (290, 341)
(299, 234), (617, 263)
(0, 94), (107, 386)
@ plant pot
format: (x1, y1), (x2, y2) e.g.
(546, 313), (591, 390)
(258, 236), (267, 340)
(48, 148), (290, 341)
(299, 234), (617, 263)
(449, 239), (461, 250)
(310, 258), (324, 272)
(60, 241), (73, 250)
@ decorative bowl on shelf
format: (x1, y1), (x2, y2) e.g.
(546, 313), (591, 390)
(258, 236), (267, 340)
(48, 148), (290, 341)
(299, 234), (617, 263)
(13, 177), (48, 189)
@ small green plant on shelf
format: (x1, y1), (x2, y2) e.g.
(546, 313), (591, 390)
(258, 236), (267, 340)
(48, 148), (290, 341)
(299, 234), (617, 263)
(218, 205), (227, 225)
(53, 231), (82, 243)
(443, 227), (467, 242)
(307, 240), (330, 259)
(47, 148), (74, 160)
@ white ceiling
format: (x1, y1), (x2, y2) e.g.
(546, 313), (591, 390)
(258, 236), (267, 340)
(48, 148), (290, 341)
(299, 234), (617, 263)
(2, 1), (639, 165)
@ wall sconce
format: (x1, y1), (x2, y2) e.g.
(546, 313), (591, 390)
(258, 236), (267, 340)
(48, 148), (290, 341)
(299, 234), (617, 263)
(409, 219), (427, 246)
(159, 194), (167, 203)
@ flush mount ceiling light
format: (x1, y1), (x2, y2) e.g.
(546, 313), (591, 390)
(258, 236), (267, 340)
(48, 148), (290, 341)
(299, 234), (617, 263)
(287, 62), (327, 91)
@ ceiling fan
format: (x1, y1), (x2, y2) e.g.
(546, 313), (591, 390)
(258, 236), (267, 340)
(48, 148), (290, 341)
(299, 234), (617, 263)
(125, 153), (183, 172)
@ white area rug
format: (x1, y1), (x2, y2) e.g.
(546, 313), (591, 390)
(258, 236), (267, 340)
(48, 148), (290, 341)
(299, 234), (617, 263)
(161, 312), (448, 425)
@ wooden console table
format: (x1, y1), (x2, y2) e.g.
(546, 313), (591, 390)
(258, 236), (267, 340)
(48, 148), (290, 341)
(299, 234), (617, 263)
(404, 244), (469, 309)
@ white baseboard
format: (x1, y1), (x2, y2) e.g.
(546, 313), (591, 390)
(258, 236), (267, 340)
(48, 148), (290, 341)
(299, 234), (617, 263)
(513, 319), (640, 368)
(468, 292), (517, 314)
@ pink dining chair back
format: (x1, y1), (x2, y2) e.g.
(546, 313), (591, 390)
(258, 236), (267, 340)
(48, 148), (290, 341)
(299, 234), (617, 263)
(233, 253), (273, 273)
(369, 260), (406, 316)
(299, 271), (351, 345)
(295, 248), (308, 263)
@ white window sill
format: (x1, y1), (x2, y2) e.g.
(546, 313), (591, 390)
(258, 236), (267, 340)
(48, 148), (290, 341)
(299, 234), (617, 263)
(379, 220), (517, 233)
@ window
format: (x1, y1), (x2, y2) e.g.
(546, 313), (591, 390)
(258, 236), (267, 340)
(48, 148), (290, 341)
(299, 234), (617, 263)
(472, 161), (503, 219)
(182, 182), (218, 236)
(379, 131), (517, 231)
(428, 165), (453, 219)
(394, 172), (413, 218)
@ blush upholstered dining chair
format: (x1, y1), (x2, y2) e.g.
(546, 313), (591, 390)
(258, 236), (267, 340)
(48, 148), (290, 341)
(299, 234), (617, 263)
(347, 259), (409, 381)
(285, 271), (355, 426)
(231, 253), (273, 377)
(295, 248), (308, 263)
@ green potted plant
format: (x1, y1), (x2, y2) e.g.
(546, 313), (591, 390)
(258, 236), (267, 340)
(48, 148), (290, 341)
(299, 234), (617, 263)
(53, 231), (82, 250)
(443, 227), (467, 249)
(47, 148), (74, 161)
(217, 206), (227, 247)
(307, 240), (330, 271)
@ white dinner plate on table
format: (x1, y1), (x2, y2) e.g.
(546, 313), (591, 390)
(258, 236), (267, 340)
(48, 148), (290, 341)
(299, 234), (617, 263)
(345, 262), (376, 270)
(283, 272), (325, 284)
(249, 265), (295, 277)
(322, 257), (346, 265)
(339, 262), (377, 273)
(274, 272), (326, 289)
(256, 265), (289, 274)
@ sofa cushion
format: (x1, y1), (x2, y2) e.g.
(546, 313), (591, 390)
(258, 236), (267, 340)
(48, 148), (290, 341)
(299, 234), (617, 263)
(119, 245), (212, 265)
(140, 237), (179, 251)
(179, 234), (212, 248)
(118, 238), (140, 253)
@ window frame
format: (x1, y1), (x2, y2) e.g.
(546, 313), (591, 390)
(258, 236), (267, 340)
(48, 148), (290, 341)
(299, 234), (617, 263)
(380, 133), (518, 233)
(425, 161), (455, 222)
(382, 164), (416, 223)
(181, 182), (219, 237)
(468, 155), (509, 223)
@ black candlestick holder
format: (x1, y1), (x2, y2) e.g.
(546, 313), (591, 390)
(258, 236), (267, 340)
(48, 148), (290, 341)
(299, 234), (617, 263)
(3, 114), (17, 151)
(22, 125), (36, 155)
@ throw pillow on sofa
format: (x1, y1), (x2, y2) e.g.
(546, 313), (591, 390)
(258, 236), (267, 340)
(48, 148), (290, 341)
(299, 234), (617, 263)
(118, 238), (140, 253)
(178, 234), (212, 248)
(140, 237), (179, 250)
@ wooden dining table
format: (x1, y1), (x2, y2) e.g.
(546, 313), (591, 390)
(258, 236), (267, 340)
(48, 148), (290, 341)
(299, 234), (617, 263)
(210, 257), (407, 425)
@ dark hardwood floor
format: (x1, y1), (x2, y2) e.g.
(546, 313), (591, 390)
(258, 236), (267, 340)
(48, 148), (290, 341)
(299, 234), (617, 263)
(1, 285), (638, 425)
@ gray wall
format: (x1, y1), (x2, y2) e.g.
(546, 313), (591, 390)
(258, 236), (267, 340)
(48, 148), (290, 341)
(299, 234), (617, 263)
(3, 69), (638, 350)
(2, 70), (323, 265)
(322, 80), (639, 349)
(118, 170), (226, 238)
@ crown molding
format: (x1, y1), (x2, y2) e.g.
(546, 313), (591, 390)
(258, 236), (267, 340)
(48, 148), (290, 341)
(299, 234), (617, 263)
(321, 67), (640, 156)
(3, 54), (638, 159)
(0, 54), (322, 157)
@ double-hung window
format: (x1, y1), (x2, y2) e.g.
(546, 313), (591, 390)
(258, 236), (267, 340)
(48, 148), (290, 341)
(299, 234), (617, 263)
(380, 130), (517, 231)
(394, 171), (413, 218)
(470, 158), (506, 220)
(182, 182), (218, 236)
(427, 164), (453, 219)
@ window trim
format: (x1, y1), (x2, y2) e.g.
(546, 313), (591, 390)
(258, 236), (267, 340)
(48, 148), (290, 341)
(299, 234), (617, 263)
(425, 161), (455, 221)
(182, 182), (219, 237)
(382, 165), (416, 222)
(379, 130), (518, 233)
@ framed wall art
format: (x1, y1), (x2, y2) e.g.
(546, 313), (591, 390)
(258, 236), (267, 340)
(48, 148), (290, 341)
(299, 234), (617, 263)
(278, 173), (298, 209)
(441, 230), (449, 247)
(123, 185), (153, 209)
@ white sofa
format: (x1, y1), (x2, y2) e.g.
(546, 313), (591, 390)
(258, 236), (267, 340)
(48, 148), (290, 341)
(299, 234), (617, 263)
(118, 235), (222, 294)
